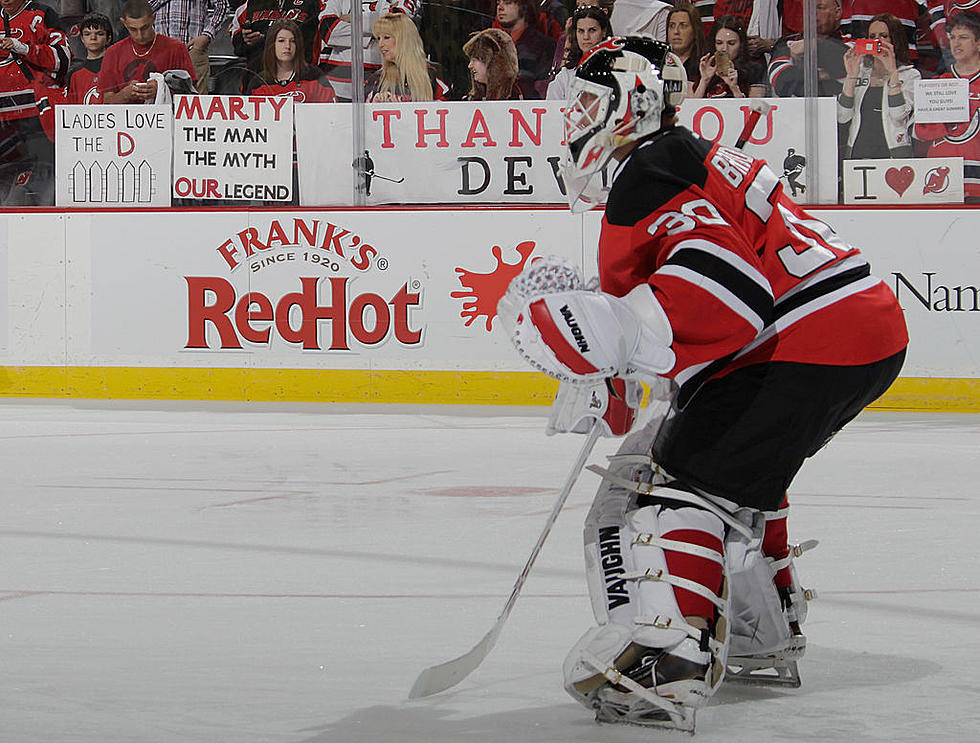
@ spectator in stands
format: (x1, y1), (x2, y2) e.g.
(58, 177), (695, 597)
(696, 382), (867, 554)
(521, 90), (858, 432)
(693, 1), (755, 32)
(317, 1), (419, 102)
(668, 3), (708, 90)
(495, 0), (556, 98)
(768, 0), (847, 97)
(67, 12), (112, 104)
(610, 0), (671, 42)
(369, 11), (448, 101)
(244, 19), (336, 101)
(419, 1), (494, 100)
(151, 0), (229, 95)
(232, 0), (320, 88)
(462, 26), (522, 99)
(744, 0), (780, 61)
(838, 13), (919, 160)
(914, 10), (980, 201)
(926, 1), (976, 71)
(547, 4), (612, 100)
(839, 2), (929, 63)
(100, 0), (196, 103)
(692, 14), (768, 97)
(0, 0), (70, 205)
(87, 1), (127, 46)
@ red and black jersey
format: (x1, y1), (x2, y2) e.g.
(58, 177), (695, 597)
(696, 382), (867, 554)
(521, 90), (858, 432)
(914, 66), (980, 198)
(231, 0), (321, 76)
(927, 1), (980, 47)
(0, 1), (71, 122)
(599, 126), (908, 406)
(248, 76), (337, 102)
(67, 58), (103, 104)
(692, 1), (755, 33)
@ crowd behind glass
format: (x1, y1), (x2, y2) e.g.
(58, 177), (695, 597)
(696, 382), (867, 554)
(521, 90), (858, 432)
(2, 0), (979, 205)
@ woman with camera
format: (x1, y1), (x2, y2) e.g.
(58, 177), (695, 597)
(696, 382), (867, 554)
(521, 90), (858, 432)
(838, 13), (920, 160)
(691, 15), (767, 98)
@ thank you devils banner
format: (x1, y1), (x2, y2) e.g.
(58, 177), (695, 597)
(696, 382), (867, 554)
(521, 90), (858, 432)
(295, 98), (838, 205)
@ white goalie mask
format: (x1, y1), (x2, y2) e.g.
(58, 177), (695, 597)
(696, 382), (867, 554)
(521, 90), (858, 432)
(561, 37), (687, 213)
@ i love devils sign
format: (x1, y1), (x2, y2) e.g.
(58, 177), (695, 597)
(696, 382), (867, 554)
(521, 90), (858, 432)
(842, 157), (965, 204)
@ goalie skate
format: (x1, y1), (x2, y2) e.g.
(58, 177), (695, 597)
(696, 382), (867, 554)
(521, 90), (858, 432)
(726, 540), (818, 689)
(576, 636), (714, 734)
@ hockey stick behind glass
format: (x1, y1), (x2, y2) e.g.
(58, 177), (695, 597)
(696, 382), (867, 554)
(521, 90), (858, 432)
(409, 423), (602, 699)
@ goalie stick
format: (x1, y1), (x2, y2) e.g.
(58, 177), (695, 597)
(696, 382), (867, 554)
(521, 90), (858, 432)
(409, 424), (602, 699)
(410, 96), (773, 703)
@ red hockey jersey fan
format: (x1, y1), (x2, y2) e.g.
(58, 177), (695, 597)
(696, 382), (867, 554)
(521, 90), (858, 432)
(0, 1), (70, 122)
(248, 77), (337, 102)
(914, 67), (980, 198)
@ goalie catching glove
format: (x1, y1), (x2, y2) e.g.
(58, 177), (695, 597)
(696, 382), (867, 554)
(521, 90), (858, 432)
(497, 256), (675, 384)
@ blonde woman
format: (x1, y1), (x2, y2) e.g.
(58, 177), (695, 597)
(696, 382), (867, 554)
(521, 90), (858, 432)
(462, 27), (522, 100)
(369, 12), (448, 102)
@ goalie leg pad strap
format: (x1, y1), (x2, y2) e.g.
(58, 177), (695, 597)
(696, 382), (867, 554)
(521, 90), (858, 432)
(569, 461), (731, 716)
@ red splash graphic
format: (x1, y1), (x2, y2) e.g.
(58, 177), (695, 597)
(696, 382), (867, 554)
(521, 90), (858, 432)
(452, 241), (537, 331)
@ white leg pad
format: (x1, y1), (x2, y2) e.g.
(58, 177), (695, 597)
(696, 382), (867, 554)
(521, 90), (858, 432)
(565, 454), (730, 721)
(727, 527), (792, 657)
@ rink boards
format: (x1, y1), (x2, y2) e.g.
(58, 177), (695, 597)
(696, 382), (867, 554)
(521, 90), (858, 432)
(0, 206), (977, 411)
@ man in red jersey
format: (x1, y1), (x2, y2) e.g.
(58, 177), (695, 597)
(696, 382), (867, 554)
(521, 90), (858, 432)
(499, 36), (907, 732)
(915, 10), (980, 200)
(100, 0), (195, 104)
(0, 0), (70, 203)
(928, 0), (980, 63)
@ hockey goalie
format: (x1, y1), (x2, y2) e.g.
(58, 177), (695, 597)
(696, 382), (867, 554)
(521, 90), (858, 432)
(498, 36), (908, 732)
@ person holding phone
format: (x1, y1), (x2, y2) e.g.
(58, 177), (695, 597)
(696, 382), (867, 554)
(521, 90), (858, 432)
(692, 15), (767, 98)
(838, 13), (920, 160)
(100, 0), (196, 104)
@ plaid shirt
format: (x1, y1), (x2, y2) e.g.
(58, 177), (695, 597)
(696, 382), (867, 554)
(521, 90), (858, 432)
(152, 0), (230, 42)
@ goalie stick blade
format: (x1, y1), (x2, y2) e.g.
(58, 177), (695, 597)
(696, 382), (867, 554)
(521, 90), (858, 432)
(409, 426), (602, 700)
(408, 625), (500, 699)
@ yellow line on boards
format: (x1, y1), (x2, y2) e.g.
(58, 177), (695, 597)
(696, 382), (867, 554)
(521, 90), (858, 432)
(0, 367), (976, 411)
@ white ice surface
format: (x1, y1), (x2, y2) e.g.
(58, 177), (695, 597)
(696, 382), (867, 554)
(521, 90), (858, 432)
(1, 402), (978, 743)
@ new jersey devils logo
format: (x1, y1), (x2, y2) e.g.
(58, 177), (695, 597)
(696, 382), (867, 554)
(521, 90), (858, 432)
(580, 37), (626, 65)
(923, 166), (951, 195)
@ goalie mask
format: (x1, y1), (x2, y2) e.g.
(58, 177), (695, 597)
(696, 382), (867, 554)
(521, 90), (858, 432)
(562, 36), (687, 213)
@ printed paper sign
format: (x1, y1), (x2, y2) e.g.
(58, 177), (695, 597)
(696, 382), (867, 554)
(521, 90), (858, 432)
(915, 78), (970, 123)
(842, 157), (964, 204)
(172, 95), (294, 201)
(55, 104), (172, 207)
